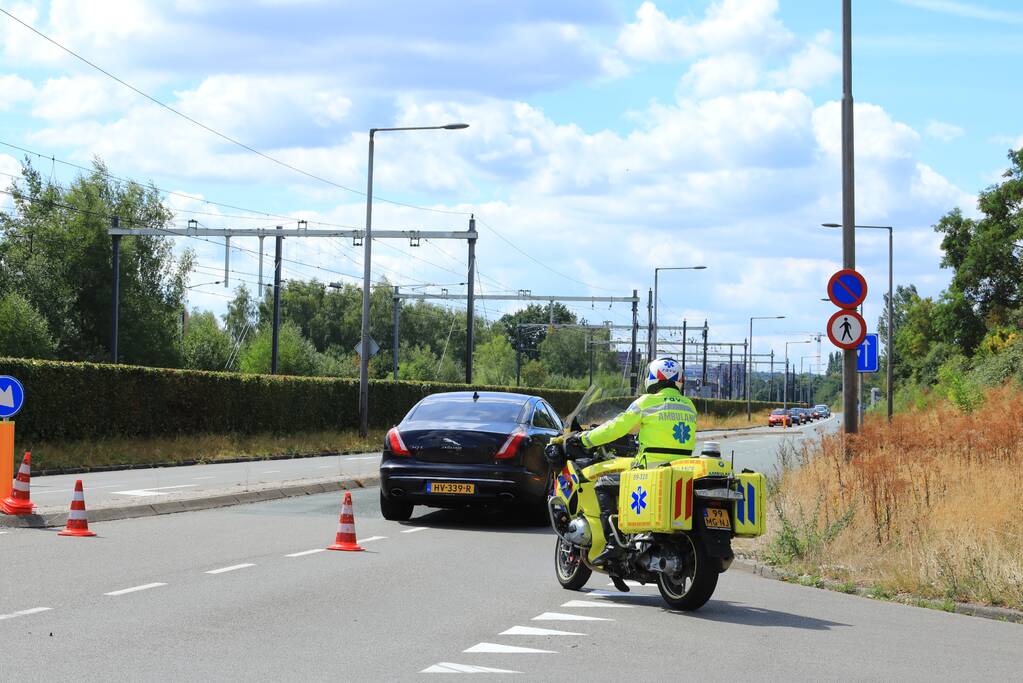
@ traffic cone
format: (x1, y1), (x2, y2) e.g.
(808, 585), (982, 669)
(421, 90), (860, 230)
(1, 451), (35, 516)
(327, 491), (364, 552)
(58, 480), (96, 537)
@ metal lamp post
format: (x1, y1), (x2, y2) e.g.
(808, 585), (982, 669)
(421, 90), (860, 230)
(823, 222), (894, 421)
(784, 340), (811, 409)
(652, 266), (707, 361)
(747, 315), (785, 421)
(359, 123), (469, 437)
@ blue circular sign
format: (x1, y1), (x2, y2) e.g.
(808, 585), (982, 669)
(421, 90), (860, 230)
(827, 269), (868, 309)
(0, 376), (25, 418)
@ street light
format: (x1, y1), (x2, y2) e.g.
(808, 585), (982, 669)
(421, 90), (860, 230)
(652, 266), (707, 360)
(747, 315), (785, 421)
(823, 222), (894, 421)
(784, 339), (812, 409)
(359, 123), (469, 437)
(185, 280), (222, 290)
(799, 355), (816, 405)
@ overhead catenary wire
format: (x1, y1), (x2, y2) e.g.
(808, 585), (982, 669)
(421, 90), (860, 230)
(0, 9), (470, 217)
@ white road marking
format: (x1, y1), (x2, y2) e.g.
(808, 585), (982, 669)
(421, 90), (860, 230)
(316, 465), (332, 469)
(206, 563), (255, 575)
(357, 536), (387, 543)
(401, 527), (428, 534)
(463, 643), (554, 654)
(261, 470), (280, 473)
(112, 485), (197, 497)
(286, 548), (327, 557)
(105, 583), (166, 596)
(560, 600), (634, 609)
(0, 607), (51, 620)
(732, 439), (757, 444)
(0, 531), (8, 535)
(193, 476), (215, 480)
(347, 456), (378, 461)
(532, 612), (612, 622)
(500, 626), (584, 636)
(422, 663), (520, 674)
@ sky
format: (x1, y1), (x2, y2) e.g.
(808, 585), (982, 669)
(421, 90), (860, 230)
(1, 0), (1021, 369)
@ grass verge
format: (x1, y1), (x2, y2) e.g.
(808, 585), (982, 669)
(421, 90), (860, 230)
(699, 409), (775, 431)
(744, 385), (1023, 611)
(23, 430), (389, 472)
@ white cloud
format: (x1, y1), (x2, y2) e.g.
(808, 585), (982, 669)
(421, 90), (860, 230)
(618, 0), (793, 62)
(29, 75), (137, 121)
(897, 0), (1023, 24)
(0, 74), (36, 110)
(768, 32), (841, 90)
(925, 120), (965, 142)
(679, 53), (759, 97)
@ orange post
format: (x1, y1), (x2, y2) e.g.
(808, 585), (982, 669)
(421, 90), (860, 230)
(0, 422), (13, 501)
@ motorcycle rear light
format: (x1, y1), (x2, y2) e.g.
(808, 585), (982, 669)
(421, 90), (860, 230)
(387, 427), (411, 456)
(496, 428), (527, 460)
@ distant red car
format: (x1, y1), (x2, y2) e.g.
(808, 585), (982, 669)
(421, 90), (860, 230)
(768, 409), (791, 427)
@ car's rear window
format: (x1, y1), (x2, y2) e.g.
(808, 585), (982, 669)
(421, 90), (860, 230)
(407, 398), (525, 424)
(771, 409), (786, 415)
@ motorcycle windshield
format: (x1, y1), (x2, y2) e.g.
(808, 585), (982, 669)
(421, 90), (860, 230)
(564, 386), (641, 432)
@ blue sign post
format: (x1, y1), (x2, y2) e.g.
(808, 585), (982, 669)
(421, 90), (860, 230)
(857, 333), (879, 373)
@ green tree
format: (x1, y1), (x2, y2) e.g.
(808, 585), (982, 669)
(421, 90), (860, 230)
(499, 303), (577, 361)
(223, 284), (258, 344)
(473, 334), (516, 385)
(183, 310), (233, 371)
(0, 292), (56, 359)
(539, 328), (588, 377)
(0, 158), (190, 365)
(238, 322), (321, 376)
(520, 359), (547, 388)
(397, 343), (439, 381)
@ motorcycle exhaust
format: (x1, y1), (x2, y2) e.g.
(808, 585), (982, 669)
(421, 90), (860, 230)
(638, 549), (682, 575)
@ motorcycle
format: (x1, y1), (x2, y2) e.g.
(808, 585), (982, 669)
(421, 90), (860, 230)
(545, 387), (766, 611)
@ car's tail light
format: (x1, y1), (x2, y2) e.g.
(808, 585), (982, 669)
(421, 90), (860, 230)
(386, 427), (411, 456)
(496, 428), (527, 460)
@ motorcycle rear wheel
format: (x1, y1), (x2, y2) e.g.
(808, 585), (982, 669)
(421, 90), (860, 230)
(555, 536), (592, 590)
(656, 534), (718, 611)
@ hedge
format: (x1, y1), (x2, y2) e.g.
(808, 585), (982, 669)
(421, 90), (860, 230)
(0, 357), (784, 443)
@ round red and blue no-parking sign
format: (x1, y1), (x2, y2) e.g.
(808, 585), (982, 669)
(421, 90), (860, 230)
(827, 269), (868, 310)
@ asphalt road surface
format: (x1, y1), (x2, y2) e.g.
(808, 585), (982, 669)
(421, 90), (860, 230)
(26, 416), (837, 510)
(3, 475), (1018, 680)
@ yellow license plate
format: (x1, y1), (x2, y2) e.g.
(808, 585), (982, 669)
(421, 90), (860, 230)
(427, 482), (475, 494)
(704, 507), (730, 529)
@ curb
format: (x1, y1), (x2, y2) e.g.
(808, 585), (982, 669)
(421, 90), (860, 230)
(0, 473), (381, 529)
(32, 449), (381, 477)
(732, 558), (1023, 625)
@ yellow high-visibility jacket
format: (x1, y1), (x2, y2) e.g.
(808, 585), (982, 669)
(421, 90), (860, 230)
(579, 387), (698, 465)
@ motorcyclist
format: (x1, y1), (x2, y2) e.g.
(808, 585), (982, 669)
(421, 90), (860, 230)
(571, 357), (698, 565)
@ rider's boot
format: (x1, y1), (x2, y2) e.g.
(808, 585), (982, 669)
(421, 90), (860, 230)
(610, 575), (631, 593)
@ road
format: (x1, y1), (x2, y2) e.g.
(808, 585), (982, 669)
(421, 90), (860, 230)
(24, 416), (838, 511)
(2, 480), (1018, 681)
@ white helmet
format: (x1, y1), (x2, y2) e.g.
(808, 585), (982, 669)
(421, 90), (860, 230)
(644, 357), (683, 392)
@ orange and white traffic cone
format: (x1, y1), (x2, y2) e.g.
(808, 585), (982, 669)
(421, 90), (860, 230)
(1, 451), (35, 516)
(58, 480), (96, 537)
(327, 490), (364, 552)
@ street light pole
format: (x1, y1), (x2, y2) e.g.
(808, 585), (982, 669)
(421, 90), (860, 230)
(359, 123), (469, 437)
(823, 222), (895, 421)
(748, 316), (784, 421)
(653, 266), (707, 360)
(784, 340), (811, 409)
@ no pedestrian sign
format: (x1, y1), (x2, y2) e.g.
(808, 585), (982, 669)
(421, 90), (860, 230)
(827, 310), (866, 350)
(827, 269), (868, 310)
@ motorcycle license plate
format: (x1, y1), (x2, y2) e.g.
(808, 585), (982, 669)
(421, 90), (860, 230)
(427, 482), (475, 494)
(704, 507), (730, 529)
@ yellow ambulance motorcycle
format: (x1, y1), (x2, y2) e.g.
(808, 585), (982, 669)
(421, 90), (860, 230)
(545, 387), (766, 611)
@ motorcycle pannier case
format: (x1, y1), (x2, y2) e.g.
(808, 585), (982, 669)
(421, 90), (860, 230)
(733, 471), (766, 538)
(618, 466), (700, 533)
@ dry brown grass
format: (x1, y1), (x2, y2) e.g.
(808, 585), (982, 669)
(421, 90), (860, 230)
(750, 385), (1023, 609)
(699, 409), (775, 431)
(25, 430), (388, 472)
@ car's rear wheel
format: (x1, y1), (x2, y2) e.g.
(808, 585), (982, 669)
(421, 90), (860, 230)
(555, 536), (592, 590)
(380, 490), (414, 521)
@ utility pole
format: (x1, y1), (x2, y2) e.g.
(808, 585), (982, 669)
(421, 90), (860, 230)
(841, 0), (858, 434)
(630, 289), (639, 393)
(701, 320), (708, 389)
(515, 326), (521, 387)
(727, 345), (734, 399)
(681, 319), (687, 378)
(110, 216), (121, 364)
(588, 328), (594, 386)
(465, 215), (477, 384)
(770, 350), (775, 402)
(646, 288), (653, 362)
(271, 225), (283, 374)
(392, 286), (400, 380)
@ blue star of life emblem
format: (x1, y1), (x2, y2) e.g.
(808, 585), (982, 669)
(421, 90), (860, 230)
(673, 422), (691, 444)
(630, 486), (647, 514)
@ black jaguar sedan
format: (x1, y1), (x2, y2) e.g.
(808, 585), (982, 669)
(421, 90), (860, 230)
(378, 391), (563, 521)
